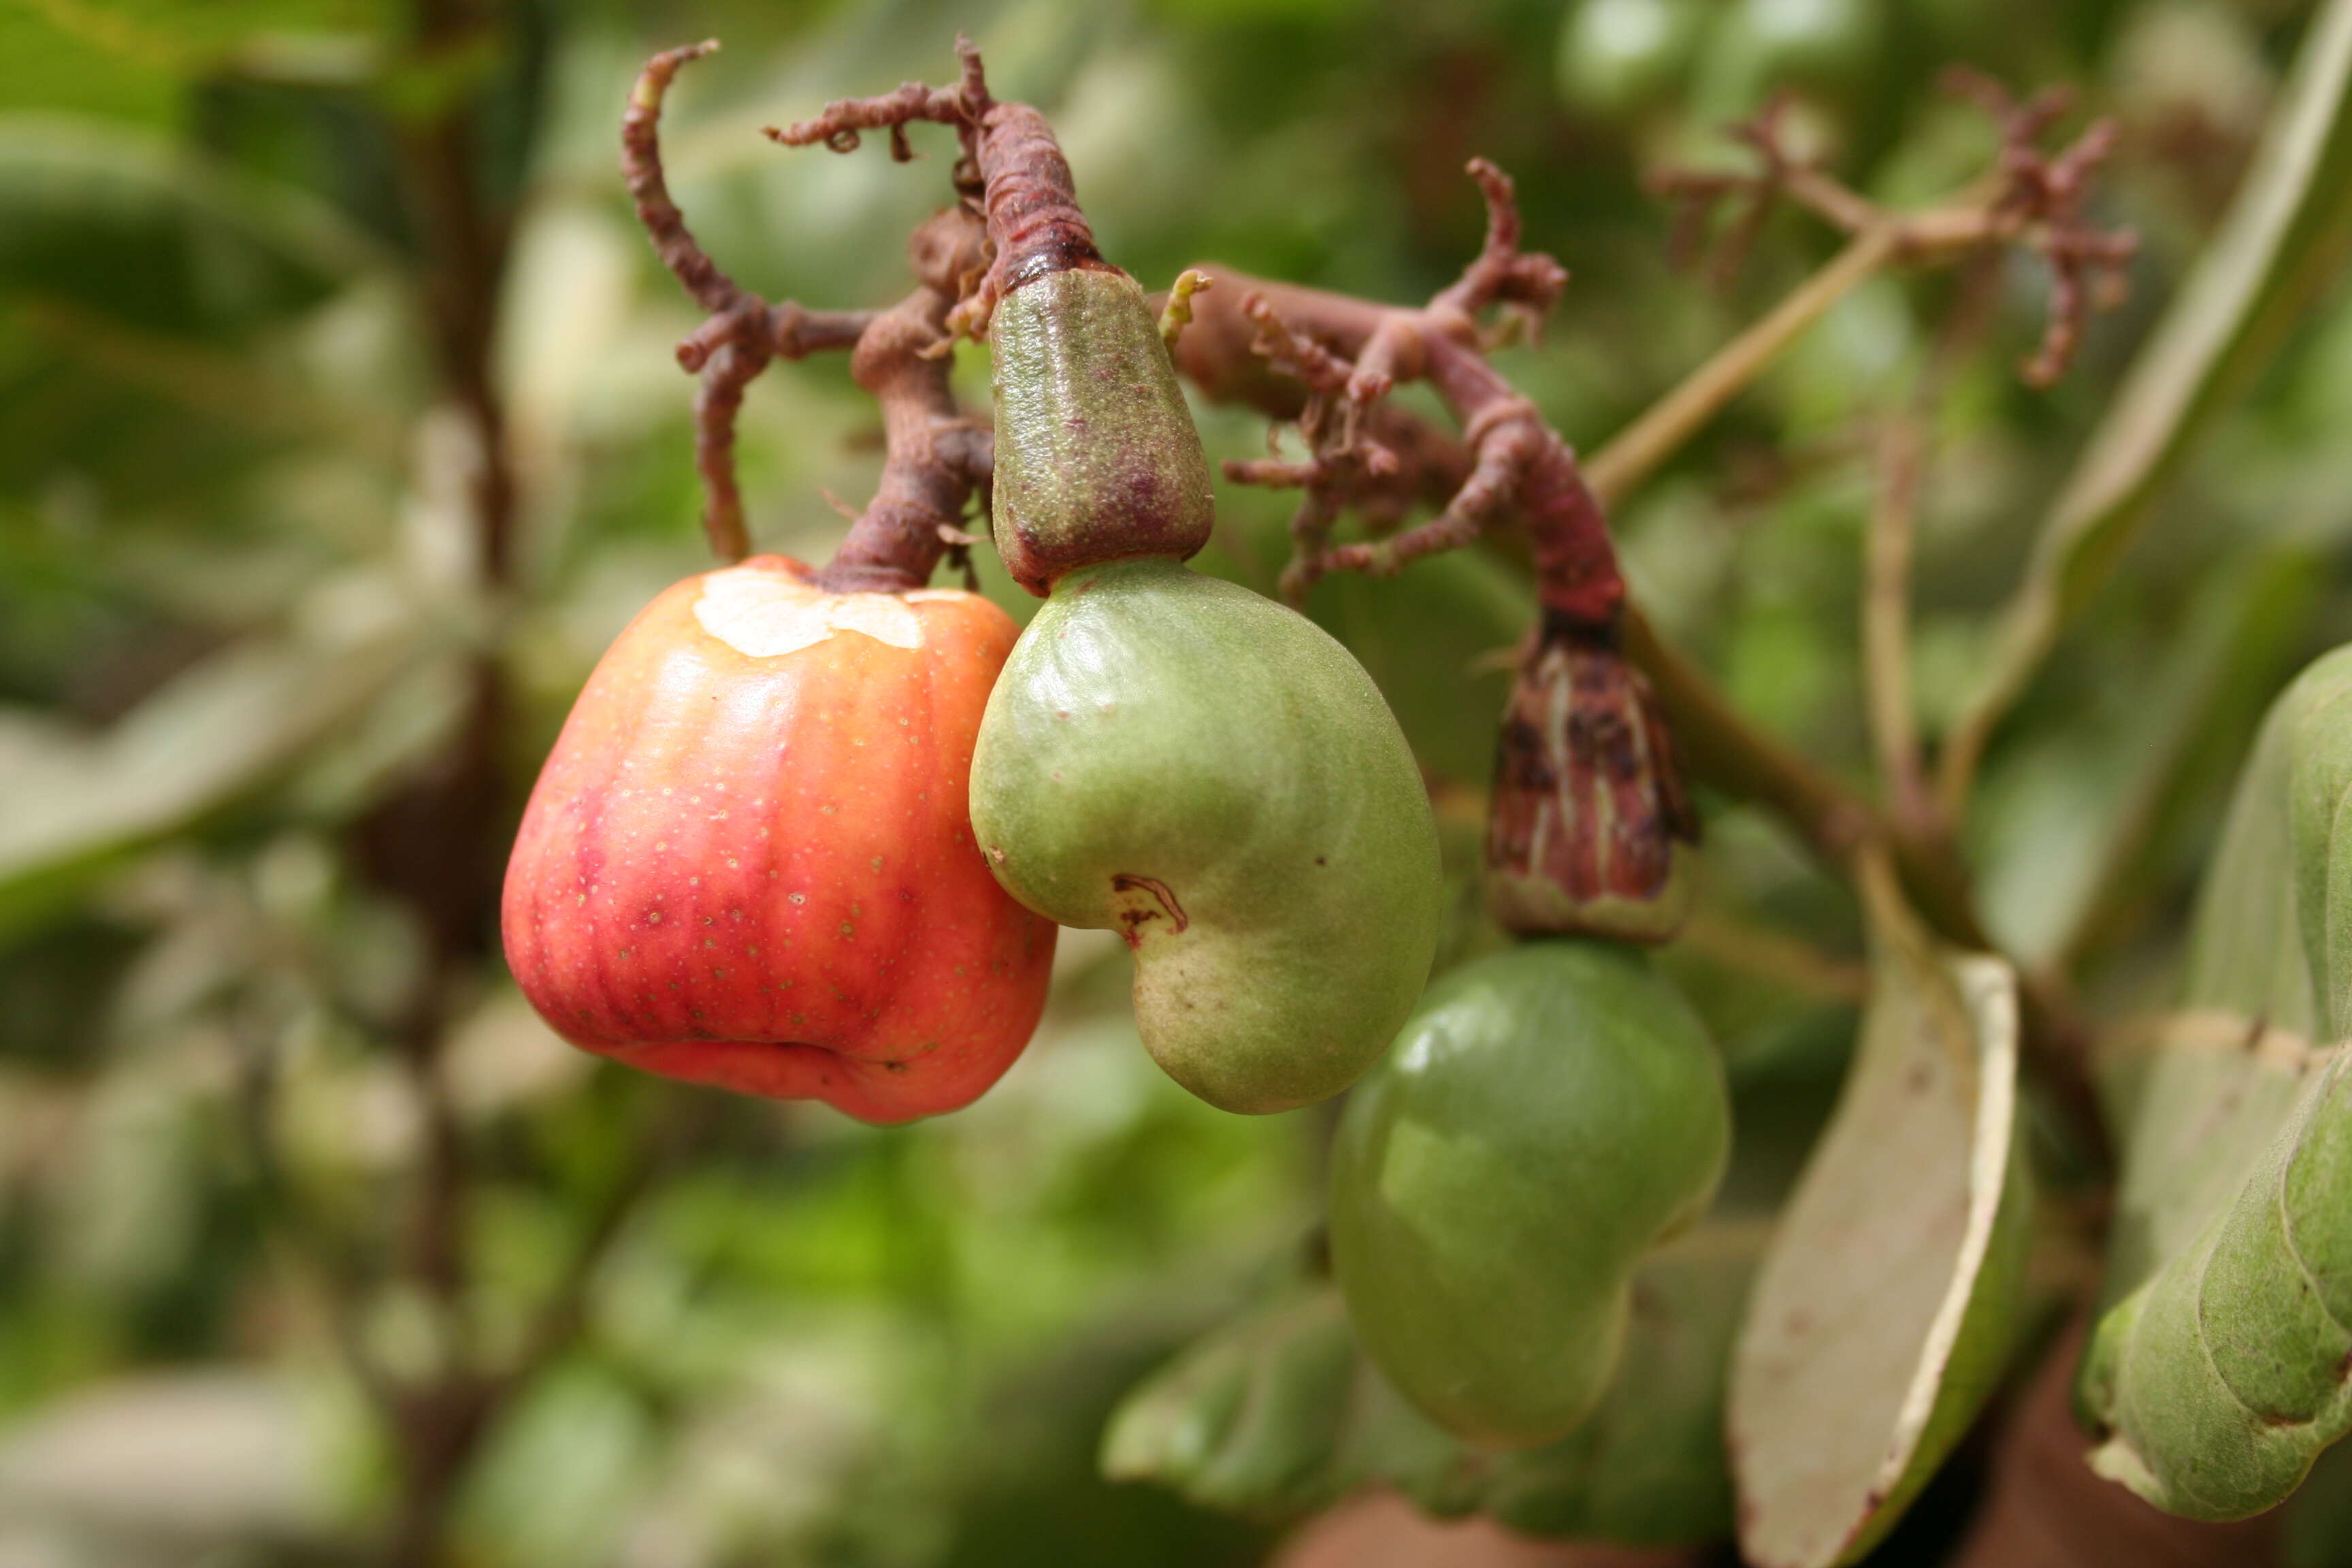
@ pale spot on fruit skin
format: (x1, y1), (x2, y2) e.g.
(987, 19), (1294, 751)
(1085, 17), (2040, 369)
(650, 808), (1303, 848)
(694, 568), (928, 654)
(789, 893), (806, 905)
(647, 912), (664, 925)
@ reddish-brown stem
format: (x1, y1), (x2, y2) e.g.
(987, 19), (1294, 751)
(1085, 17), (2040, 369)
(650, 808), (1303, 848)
(624, 43), (882, 562)
(1183, 256), (1625, 631)
(629, 44), (993, 587)
(970, 101), (1109, 294)
(1654, 74), (2136, 388)
(623, 42), (744, 318)
(814, 212), (995, 592)
(768, 37), (1116, 341)
(1429, 157), (1569, 333)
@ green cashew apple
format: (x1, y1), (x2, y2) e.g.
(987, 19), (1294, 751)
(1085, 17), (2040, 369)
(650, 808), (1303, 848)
(969, 558), (1443, 1114)
(1330, 938), (1730, 1448)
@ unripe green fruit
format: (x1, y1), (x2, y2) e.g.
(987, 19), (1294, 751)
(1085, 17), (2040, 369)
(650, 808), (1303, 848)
(969, 558), (1443, 1114)
(990, 270), (1216, 596)
(1330, 938), (1730, 1448)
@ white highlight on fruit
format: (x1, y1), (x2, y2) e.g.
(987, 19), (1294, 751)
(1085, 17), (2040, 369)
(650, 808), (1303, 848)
(695, 568), (964, 655)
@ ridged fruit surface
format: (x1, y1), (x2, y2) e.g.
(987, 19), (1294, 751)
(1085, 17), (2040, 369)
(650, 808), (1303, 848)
(968, 557), (1441, 1114)
(1330, 938), (1729, 1447)
(502, 555), (1056, 1123)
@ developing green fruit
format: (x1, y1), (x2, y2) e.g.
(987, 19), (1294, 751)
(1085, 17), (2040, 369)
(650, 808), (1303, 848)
(1330, 939), (1730, 1447)
(990, 268), (1215, 595)
(969, 559), (1443, 1114)
(963, 105), (1439, 1112)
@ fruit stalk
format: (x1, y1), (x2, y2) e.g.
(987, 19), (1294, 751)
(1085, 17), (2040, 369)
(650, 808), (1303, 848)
(1167, 163), (1697, 938)
(770, 40), (1215, 594)
(627, 43), (988, 586)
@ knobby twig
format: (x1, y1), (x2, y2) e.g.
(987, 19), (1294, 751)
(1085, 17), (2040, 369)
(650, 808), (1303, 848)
(625, 44), (1018, 589)
(1177, 161), (1600, 623)
(1181, 163), (1700, 934)
(1158, 95), (2124, 1139)
(765, 34), (1115, 345)
(1589, 74), (2135, 508)
(1652, 78), (2136, 389)
(623, 42), (881, 563)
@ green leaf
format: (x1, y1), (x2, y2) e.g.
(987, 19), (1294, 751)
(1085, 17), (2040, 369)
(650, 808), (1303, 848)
(1100, 1219), (1760, 1547)
(1730, 851), (2031, 1568)
(1099, 1286), (1361, 1522)
(2080, 644), (2352, 1520)
(0, 114), (380, 339)
(1945, 0), (2352, 796)
(1976, 542), (2323, 968)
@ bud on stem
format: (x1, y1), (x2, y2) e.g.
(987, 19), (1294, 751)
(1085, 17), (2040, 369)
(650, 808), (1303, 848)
(1486, 613), (1699, 943)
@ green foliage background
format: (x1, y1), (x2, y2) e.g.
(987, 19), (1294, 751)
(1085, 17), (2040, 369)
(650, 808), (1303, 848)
(3, 0), (2352, 1563)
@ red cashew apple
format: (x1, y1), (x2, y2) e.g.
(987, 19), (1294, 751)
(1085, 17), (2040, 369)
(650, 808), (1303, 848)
(501, 555), (1057, 1122)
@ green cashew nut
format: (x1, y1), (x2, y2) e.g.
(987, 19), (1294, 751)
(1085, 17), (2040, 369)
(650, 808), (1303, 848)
(969, 559), (1442, 1114)
(1330, 938), (1731, 1447)
(990, 270), (1215, 596)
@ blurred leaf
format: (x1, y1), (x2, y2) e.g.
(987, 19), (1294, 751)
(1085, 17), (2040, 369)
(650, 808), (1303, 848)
(1730, 851), (2029, 1568)
(0, 114), (380, 339)
(458, 1365), (653, 1568)
(1102, 1219), (1759, 1548)
(938, 1319), (1271, 1568)
(0, 1369), (346, 1543)
(0, 608), (428, 938)
(2080, 643), (2352, 1520)
(1948, 0), (2352, 786)
(1102, 1286), (1359, 1522)
(1975, 542), (2322, 966)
